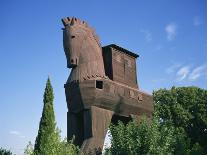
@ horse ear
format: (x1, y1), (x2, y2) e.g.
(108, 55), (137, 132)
(62, 17), (90, 27)
(67, 17), (71, 22)
(76, 18), (81, 24)
(83, 22), (88, 27)
(62, 18), (69, 26)
(71, 17), (75, 25)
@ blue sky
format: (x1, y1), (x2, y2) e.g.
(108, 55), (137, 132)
(1, 0), (207, 154)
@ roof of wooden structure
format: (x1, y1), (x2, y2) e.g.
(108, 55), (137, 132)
(103, 44), (139, 58)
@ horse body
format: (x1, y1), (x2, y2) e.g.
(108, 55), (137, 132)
(62, 17), (153, 154)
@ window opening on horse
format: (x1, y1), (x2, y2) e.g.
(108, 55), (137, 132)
(96, 80), (103, 89)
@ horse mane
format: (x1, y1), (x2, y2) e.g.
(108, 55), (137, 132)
(62, 17), (101, 47)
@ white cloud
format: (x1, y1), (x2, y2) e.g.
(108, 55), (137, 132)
(140, 29), (152, 42)
(165, 62), (207, 82)
(165, 23), (177, 41)
(9, 130), (25, 138)
(10, 130), (21, 135)
(193, 16), (203, 26)
(189, 66), (206, 81)
(176, 66), (190, 81)
(166, 63), (181, 74)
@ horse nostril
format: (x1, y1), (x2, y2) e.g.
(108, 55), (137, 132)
(71, 59), (74, 63)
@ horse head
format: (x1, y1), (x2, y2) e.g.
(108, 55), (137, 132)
(62, 17), (105, 82)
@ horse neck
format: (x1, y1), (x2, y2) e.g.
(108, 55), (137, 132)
(68, 40), (106, 83)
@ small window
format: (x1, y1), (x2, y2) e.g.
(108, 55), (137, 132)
(71, 35), (75, 38)
(96, 80), (103, 89)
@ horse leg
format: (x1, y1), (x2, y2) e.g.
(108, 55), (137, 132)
(67, 111), (84, 146)
(81, 106), (114, 155)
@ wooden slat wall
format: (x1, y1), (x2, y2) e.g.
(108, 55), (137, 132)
(111, 48), (138, 88)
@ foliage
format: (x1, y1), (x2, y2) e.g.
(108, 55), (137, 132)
(34, 78), (57, 154)
(108, 118), (183, 155)
(153, 86), (207, 153)
(24, 141), (34, 155)
(0, 148), (12, 155)
(107, 86), (207, 155)
(57, 138), (83, 155)
(24, 136), (82, 155)
(190, 142), (204, 155)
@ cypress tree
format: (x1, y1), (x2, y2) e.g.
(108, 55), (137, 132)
(34, 78), (58, 154)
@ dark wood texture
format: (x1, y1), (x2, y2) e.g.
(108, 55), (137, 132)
(102, 45), (139, 89)
(62, 17), (153, 154)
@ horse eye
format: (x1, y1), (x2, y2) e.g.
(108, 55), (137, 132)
(71, 36), (75, 38)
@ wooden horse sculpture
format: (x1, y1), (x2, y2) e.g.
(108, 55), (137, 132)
(62, 17), (153, 154)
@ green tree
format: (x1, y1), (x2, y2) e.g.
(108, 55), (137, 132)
(34, 78), (59, 154)
(26, 78), (82, 155)
(24, 141), (34, 155)
(108, 118), (183, 155)
(58, 138), (83, 155)
(153, 86), (207, 154)
(24, 132), (83, 155)
(0, 148), (12, 155)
